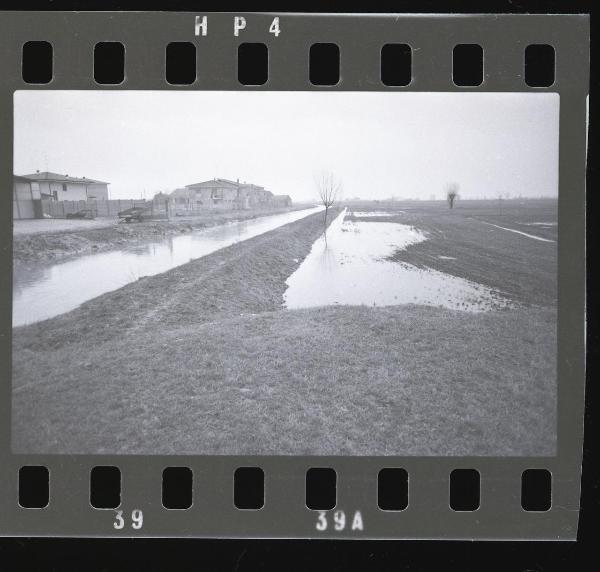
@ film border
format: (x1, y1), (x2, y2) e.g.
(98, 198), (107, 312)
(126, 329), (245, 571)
(0, 11), (589, 539)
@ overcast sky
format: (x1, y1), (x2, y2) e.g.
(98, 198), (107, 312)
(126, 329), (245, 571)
(14, 90), (559, 201)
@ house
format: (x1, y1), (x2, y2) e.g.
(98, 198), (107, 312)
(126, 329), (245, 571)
(239, 183), (274, 208)
(184, 178), (244, 209)
(19, 171), (110, 202)
(169, 178), (287, 213)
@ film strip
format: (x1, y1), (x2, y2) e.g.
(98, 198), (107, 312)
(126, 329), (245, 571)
(0, 12), (589, 539)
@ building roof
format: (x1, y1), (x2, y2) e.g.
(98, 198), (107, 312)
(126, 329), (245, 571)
(186, 178), (240, 189)
(185, 178), (268, 191)
(19, 171), (109, 185)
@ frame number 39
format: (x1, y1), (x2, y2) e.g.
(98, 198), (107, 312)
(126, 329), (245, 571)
(114, 509), (144, 530)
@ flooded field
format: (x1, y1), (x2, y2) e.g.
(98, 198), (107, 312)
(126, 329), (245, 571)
(13, 206), (322, 326)
(284, 208), (514, 312)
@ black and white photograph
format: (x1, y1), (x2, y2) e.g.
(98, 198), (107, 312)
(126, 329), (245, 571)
(12, 90), (558, 456)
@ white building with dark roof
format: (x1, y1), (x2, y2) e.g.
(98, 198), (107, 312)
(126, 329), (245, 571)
(13, 171), (111, 219)
(20, 171), (110, 202)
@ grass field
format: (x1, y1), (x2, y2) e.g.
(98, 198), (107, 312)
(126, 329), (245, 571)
(12, 200), (557, 455)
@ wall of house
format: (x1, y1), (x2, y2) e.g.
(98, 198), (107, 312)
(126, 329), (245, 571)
(37, 181), (107, 201)
(13, 181), (36, 219)
(193, 188), (215, 206)
(184, 186), (240, 210)
(38, 181), (85, 201)
(187, 183), (240, 209)
(247, 189), (274, 207)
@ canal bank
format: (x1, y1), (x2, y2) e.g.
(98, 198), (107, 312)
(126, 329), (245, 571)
(13, 205), (311, 267)
(13, 206), (322, 325)
(13, 208), (339, 345)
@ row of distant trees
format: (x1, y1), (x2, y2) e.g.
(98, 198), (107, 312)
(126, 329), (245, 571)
(316, 175), (539, 223)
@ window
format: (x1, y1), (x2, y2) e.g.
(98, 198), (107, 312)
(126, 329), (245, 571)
(62, 183), (67, 191)
(31, 182), (40, 192)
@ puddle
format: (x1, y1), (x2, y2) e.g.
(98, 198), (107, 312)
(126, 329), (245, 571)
(438, 255), (457, 260)
(523, 222), (557, 226)
(284, 209), (512, 313)
(13, 207), (323, 326)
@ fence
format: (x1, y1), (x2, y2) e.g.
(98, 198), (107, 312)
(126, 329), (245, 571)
(42, 198), (289, 219)
(42, 199), (169, 219)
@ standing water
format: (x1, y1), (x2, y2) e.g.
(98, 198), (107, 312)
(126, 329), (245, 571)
(284, 209), (512, 312)
(14, 207), (323, 326)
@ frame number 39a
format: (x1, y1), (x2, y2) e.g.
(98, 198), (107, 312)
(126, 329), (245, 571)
(114, 509), (144, 530)
(316, 510), (363, 532)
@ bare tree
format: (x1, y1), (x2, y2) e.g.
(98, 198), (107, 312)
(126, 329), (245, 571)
(446, 182), (459, 209)
(316, 171), (342, 237)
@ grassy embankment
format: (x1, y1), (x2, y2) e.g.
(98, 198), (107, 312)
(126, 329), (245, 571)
(13, 205), (306, 267)
(12, 204), (556, 456)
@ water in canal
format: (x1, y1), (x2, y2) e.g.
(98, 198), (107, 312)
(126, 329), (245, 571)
(13, 207), (323, 326)
(284, 209), (513, 312)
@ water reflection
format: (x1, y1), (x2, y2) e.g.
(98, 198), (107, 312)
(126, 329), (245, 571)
(284, 209), (512, 312)
(13, 207), (322, 326)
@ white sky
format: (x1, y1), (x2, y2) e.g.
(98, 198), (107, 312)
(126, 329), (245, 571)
(14, 90), (559, 202)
